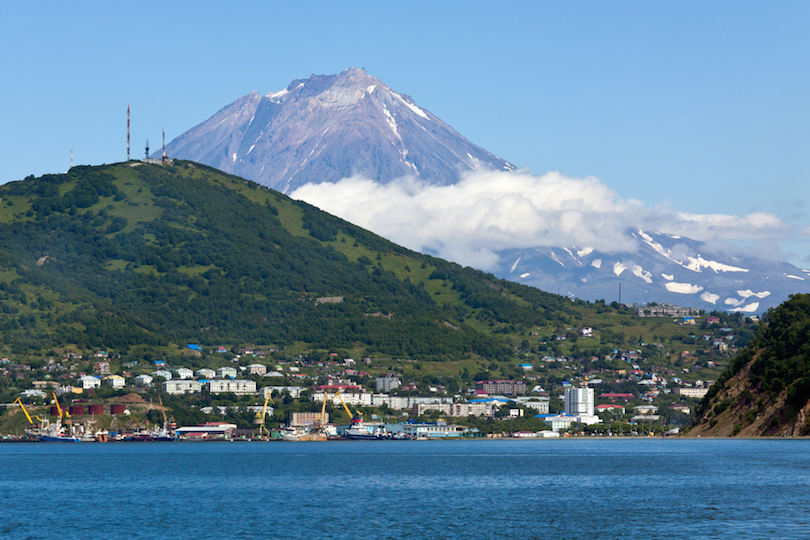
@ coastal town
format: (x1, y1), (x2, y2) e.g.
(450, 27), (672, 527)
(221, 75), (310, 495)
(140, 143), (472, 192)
(0, 304), (755, 441)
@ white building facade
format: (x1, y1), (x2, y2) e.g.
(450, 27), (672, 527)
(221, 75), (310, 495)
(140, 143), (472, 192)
(207, 379), (256, 395)
(163, 380), (204, 395)
(563, 387), (601, 425)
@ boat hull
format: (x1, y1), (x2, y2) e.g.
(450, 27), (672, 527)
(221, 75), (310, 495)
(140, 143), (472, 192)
(38, 435), (81, 442)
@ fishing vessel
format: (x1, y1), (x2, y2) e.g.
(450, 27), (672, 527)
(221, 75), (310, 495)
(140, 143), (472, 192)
(27, 417), (81, 442)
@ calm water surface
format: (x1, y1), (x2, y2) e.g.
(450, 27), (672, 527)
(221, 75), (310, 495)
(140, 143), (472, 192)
(1, 439), (809, 539)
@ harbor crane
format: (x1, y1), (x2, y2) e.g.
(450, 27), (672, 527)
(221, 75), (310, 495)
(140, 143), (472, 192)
(12, 398), (34, 425)
(335, 390), (363, 423)
(253, 390), (274, 439)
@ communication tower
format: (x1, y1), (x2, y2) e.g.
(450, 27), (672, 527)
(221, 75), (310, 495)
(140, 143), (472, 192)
(145, 139), (150, 160)
(127, 105), (131, 161)
(162, 129), (167, 162)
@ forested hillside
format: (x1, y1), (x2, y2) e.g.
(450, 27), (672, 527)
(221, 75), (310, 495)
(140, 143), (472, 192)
(689, 294), (810, 436)
(0, 161), (574, 361)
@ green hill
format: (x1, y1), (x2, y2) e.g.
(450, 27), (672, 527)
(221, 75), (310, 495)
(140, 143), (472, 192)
(0, 160), (578, 362)
(689, 294), (810, 436)
(0, 160), (765, 431)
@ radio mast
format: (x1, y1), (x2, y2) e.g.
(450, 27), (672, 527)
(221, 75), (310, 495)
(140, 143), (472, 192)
(162, 129), (167, 162)
(127, 104), (131, 161)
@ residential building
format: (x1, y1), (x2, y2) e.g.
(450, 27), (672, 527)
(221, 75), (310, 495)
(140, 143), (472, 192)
(246, 364), (267, 376)
(94, 361), (111, 374)
(512, 397), (550, 414)
(207, 379), (256, 395)
(77, 375), (101, 389)
(635, 304), (700, 318)
(163, 380), (204, 395)
(674, 387), (710, 398)
(375, 376), (401, 392)
(195, 368), (216, 379)
(151, 369), (173, 380)
(543, 414), (576, 432)
(290, 412), (328, 427)
(565, 387), (594, 416)
(104, 375), (125, 389)
(215, 366), (238, 379)
(175, 367), (194, 380)
(134, 374), (153, 386)
(475, 380), (526, 396)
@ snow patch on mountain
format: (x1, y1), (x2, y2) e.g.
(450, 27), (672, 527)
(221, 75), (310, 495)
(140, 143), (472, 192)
(631, 265), (653, 284)
(577, 247), (594, 257)
(613, 262), (627, 277)
(684, 255), (748, 274)
(737, 289), (770, 299)
(662, 274), (674, 280)
(701, 292), (720, 304)
(391, 91), (429, 119)
(510, 257), (521, 273)
(591, 259), (602, 269)
(665, 282), (704, 294)
(730, 302), (760, 313)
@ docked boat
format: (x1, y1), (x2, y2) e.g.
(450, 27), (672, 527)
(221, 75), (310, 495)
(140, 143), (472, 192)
(28, 419), (81, 443)
(279, 425), (327, 442)
(125, 424), (176, 442)
(344, 417), (388, 440)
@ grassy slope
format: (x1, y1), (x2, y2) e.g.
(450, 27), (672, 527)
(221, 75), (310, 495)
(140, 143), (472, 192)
(0, 161), (750, 388)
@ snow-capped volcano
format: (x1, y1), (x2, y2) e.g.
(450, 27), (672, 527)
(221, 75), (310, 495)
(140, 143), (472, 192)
(164, 67), (515, 193)
(498, 230), (810, 313)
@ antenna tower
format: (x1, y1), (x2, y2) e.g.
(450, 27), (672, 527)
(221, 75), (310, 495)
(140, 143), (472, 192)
(127, 104), (131, 161)
(145, 139), (150, 160)
(70, 149), (73, 170)
(162, 129), (167, 162)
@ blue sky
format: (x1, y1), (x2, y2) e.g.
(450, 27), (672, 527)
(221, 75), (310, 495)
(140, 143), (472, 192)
(1, 1), (808, 265)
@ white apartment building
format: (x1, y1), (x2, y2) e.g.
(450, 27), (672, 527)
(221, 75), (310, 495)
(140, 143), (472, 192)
(215, 366), (238, 379)
(564, 387), (601, 425)
(312, 391), (373, 407)
(246, 364), (267, 376)
(163, 380), (204, 395)
(134, 374), (153, 386)
(674, 387), (710, 398)
(207, 379), (256, 395)
(104, 375), (126, 389)
(175, 368), (194, 380)
(77, 375), (101, 389)
(195, 368), (216, 379)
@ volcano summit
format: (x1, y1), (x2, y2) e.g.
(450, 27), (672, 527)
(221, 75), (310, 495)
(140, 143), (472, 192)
(164, 67), (515, 193)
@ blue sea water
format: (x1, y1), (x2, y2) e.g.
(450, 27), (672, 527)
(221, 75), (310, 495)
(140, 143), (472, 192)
(1, 439), (809, 539)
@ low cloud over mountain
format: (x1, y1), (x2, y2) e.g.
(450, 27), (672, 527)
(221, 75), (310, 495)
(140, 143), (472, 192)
(291, 168), (794, 269)
(292, 169), (809, 313)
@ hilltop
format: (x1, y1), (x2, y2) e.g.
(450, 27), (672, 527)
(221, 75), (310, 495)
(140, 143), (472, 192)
(0, 160), (570, 362)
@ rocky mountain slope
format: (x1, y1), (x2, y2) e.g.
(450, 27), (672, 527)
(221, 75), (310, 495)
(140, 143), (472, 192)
(497, 230), (810, 314)
(688, 293), (810, 436)
(164, 67), (515, 193)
